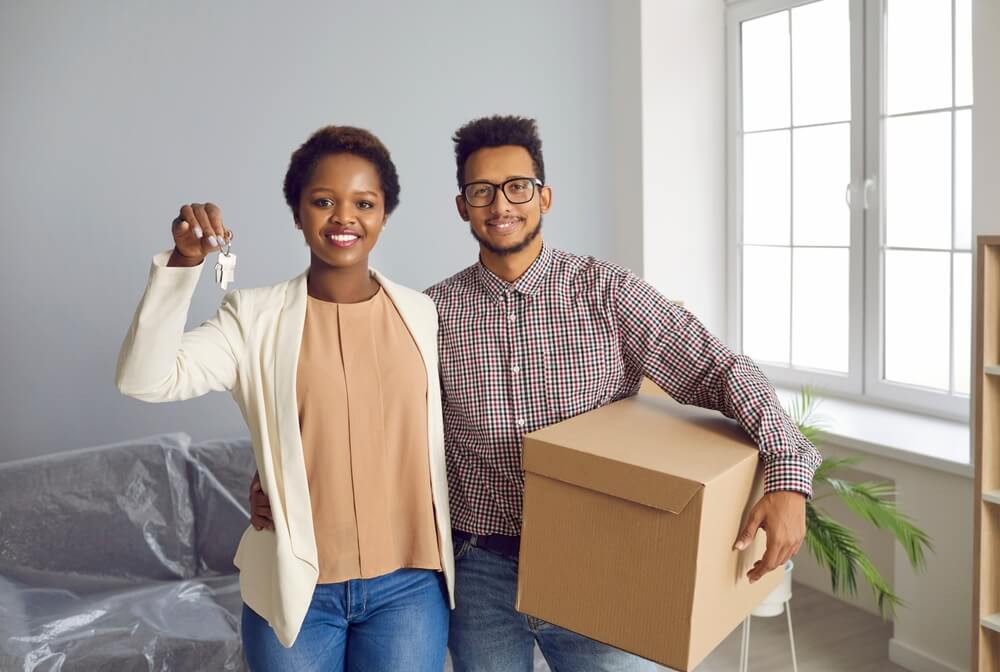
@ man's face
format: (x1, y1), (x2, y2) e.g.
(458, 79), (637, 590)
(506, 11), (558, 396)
(456, 145), (551, 256)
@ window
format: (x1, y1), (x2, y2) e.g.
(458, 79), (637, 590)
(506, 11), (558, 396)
(727, 0), (973, 420)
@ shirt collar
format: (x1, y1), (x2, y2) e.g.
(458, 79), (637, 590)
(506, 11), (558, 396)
(475, 244), (554, 300)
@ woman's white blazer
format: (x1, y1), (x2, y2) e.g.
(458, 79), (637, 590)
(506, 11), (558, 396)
(115, 251), (454, 647)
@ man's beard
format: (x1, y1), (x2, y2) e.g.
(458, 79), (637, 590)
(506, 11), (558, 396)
(470, 216), (543, 257)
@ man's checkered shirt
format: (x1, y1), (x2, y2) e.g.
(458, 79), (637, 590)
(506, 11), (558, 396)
(425, 245), (822, 536)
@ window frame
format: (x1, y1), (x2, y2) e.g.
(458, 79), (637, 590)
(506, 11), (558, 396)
(726, 0), (972, 422)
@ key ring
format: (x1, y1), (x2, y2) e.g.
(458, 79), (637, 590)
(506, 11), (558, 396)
(220, 230), (233, 256)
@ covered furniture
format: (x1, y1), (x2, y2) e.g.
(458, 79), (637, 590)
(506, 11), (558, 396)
(0, 433), (256, 671)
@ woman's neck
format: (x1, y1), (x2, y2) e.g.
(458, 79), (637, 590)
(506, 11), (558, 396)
(306, 260), (380, 304)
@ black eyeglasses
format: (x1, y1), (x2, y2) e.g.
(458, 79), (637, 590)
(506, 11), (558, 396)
(461, 177), (543, 208)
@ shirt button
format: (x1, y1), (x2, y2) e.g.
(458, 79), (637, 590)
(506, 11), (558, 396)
(511, 365), (520, 374)
(508, 314), (516, 323)
(516, 418), (526, 428)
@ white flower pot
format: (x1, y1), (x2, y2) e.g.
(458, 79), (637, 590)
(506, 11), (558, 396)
(750, 560), (793, 617)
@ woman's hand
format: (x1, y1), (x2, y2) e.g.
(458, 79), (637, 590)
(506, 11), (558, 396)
(168, 202), (232, 267)
(248, 470), (274, 531)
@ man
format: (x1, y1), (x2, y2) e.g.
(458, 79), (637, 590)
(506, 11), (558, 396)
(250, 115), (822, 671)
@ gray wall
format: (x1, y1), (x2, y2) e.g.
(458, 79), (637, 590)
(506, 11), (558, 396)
(0, 0), (614, 462)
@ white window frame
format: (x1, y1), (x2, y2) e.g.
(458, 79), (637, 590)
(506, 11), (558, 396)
(726, 0), (971, 422)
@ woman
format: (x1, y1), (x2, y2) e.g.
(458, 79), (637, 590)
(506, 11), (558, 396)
(116, 126), (454, 671)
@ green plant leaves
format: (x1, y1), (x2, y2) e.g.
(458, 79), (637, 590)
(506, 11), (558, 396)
(789, 386), (934, 618)
(805, 504), (903, 618)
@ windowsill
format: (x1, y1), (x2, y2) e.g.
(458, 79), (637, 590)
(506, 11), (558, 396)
(772, 387), (973, 479)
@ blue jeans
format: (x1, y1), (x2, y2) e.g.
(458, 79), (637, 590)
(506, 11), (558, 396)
(241, 567), (448, 672)
(447, 538), (657, 672)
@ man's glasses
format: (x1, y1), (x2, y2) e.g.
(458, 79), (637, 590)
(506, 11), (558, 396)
(461, 177), (543, 208)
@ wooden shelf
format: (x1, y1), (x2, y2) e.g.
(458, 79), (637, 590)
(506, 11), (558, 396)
(974, 236), (1000, 672)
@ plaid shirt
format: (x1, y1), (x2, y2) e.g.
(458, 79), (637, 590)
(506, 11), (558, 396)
(425, 246), (822, 536)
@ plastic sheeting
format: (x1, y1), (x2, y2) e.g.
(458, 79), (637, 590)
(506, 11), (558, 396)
(0, 433), (257, 671)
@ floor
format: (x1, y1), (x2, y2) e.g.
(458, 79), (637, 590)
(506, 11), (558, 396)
(444, 582), (909, 672)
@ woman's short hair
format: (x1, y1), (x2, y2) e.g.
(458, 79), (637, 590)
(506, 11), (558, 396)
(283, 125), (400, 216)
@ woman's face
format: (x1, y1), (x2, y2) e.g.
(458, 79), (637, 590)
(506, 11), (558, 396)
(296, 152), (387, 270)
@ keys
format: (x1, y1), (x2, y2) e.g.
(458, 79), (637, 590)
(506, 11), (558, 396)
(215, 233), (236, 290)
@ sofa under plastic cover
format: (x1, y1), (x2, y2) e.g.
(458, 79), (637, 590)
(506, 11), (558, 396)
(0, 433), (257, 671)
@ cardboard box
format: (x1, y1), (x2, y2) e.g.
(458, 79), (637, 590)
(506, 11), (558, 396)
(516, 392), (785, 671)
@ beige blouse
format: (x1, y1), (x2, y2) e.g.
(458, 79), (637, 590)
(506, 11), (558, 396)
(297, 286), (441, 584)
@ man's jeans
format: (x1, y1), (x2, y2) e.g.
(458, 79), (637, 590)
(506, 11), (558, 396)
(448, 537), (657, 672)
(241, 567), (448, 671)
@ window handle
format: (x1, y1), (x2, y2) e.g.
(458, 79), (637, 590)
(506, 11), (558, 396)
(846, 179), (877, 210)
(862, 177), (875, 210)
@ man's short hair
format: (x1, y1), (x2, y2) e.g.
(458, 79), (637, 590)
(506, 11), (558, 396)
(452, 115), (545, 189)
(284, 125), (400, 216)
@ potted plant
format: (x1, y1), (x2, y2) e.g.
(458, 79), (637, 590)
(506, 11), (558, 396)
(756, 387), (934, 619)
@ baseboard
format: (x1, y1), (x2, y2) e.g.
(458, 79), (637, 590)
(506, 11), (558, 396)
(889, 638), (967, 672)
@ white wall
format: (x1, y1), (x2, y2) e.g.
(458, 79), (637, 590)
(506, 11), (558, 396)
(0, 0), (615, 462)
(610, 0), (645, 277)
(639, 0), (728, 337)
(973, 0), (1000, 243)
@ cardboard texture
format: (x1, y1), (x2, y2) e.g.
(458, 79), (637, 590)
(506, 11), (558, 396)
(516, 392), (785, 671)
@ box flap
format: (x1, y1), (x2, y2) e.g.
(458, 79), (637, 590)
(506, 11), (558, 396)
(523, 395), (758, 513)
(524, 440), (703, 513)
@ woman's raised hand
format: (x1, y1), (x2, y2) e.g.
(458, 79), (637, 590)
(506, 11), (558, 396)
(170, 202), (232, 265)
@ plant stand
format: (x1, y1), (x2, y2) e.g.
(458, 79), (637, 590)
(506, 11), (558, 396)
(739, 561), (798, 672)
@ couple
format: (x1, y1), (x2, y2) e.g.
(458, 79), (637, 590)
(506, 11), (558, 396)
(117, 115), (822, 671)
